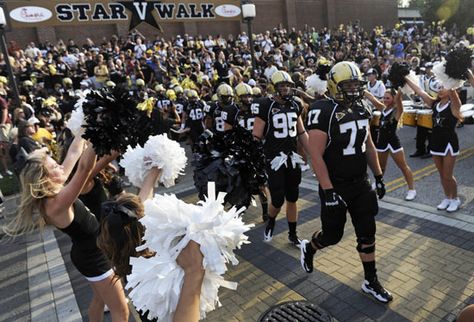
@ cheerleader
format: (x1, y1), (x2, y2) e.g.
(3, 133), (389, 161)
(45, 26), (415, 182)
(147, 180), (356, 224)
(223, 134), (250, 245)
(364, 89), (416, 201)
(97, 167), (205, 322)
(3, 136), (130, 322)
(405, 76), (463, 212)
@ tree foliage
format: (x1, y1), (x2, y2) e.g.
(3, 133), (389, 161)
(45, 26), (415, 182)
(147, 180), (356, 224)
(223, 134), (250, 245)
(407, 0), (473, 31)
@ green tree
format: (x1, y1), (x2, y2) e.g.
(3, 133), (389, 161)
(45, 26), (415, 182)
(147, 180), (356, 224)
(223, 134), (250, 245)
(399, 0), (474, 32)
(407, 0), (473, 31)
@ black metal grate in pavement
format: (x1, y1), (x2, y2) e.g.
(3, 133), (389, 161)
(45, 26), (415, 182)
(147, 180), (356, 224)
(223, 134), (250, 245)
(259, 301), (334, 322)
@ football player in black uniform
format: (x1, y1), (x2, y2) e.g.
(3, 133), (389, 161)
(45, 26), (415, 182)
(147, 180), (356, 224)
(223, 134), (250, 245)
(182, 90), (205, 151)
(252, 71), (310, 246)
(300, 61), (393, 303)
(204, 83), (240, 134)
(235, 83), (269, 222)
(173, 86), (187, 119)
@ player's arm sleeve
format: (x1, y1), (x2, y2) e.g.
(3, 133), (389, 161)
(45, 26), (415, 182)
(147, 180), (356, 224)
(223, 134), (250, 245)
(306, 101), (331, 133)
(221, 106), (239, 126)
(252, 98), (269, 123)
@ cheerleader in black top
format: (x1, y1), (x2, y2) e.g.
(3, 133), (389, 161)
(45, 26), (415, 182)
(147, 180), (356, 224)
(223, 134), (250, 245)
(364, 89), (416, 201)
(3, 136), (130, 321)
(405, 76), (463, 212)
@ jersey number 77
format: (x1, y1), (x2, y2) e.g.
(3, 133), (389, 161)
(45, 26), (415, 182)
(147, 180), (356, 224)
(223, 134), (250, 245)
(339, 119), (369, 156)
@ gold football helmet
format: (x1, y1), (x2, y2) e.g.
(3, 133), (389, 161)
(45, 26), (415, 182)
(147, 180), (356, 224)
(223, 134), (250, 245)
(235, 83), (253, 96)
(216, 83), (234, 105)
(271, 70), (294, 86)
(174, 86), (184, 94)
(235, 83), (253, 105)
(327, 61), (365, 101)
(271, 70), (294, 100)
(166, 89), (176, 101)
(187, 89), (199, 99)
(136, 78), (145, 87)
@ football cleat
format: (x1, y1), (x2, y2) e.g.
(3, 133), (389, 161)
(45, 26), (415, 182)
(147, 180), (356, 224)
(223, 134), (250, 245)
(263, 224), (274, 242)
(288, 233), (301, 247)
(361, 278), (393, 303)
(300, 240), (315, 273)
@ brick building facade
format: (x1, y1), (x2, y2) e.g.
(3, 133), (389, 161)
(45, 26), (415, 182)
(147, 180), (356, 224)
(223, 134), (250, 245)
(5, 0), (397, 46)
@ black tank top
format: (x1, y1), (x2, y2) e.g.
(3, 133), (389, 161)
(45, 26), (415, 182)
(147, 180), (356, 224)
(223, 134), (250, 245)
(380, 108), (397, 136)
(432, 101), (457, 131)
(59, 199), (99, 249)
(79, 177), (108, 222)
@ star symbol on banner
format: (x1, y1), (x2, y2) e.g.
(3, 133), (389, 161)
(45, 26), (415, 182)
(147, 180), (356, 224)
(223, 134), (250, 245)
(118, 0), (163, 31)
(435, 115), (445, 127)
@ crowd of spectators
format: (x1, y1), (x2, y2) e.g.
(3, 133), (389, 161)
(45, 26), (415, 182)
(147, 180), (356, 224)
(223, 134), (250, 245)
(0, 20), (472, 177)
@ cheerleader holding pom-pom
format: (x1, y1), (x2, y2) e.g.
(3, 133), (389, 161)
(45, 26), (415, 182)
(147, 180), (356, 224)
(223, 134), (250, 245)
(404, 75), (463, 212)
(98, 166), (253, 321)
(3, 136), (130, 321)
(97, 167), (205, 322)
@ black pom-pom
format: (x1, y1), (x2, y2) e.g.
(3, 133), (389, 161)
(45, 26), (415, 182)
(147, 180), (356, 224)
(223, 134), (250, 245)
(316, 63), (332, 81)
(388, 62), (410, 89)
(445, 47), (473, 80)
(192, 127), (267, 208)
(81, 88), (154, 157)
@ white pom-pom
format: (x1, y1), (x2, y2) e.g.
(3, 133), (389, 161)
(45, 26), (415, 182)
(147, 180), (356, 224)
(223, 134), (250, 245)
(401, 71), (419, 95)
(127, 254), (184, 322)
(119, 145), (148, 187)
(127, 183), (253, 321)
(143, 134), (187, 188)
(305, 74), (327, 95)
(432, 60), (465, 89)
(66, 90), (91, 137)
(66, 106), (85, 137)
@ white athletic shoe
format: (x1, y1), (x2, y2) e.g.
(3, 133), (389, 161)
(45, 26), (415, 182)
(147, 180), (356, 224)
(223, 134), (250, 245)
(5, 170), (13, 176)
(263, 224), (274, 242)
(361, 279), (393, 303)
(405, 190), (417, 201)
(446, 198), (461, 213)
(437, 198), (451, 210)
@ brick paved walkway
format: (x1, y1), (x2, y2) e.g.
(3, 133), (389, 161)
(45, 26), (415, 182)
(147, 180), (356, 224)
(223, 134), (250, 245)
(1, 182), (473, 322)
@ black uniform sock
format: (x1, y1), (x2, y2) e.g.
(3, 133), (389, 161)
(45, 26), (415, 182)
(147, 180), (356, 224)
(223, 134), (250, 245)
(267, 216), (276, 229)
(288, 221), (297, 236)
(261, 201), (268, 216)
(362, 260), (377, 282)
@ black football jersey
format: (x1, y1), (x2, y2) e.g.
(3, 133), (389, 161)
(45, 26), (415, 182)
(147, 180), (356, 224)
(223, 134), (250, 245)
(186, 101), (205, 124)
(238, 106), (255, 131)
(253, 97), (302, 157)
(156, 95), (172, 110)
(175, 97), (187, 115)
(307, 98), (372, 180)
(204, 102), (239, 132)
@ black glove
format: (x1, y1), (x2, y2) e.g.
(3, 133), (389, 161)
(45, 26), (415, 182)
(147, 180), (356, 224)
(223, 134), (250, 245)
(375, 175), (385, 199)
(323, 189), (347, 214)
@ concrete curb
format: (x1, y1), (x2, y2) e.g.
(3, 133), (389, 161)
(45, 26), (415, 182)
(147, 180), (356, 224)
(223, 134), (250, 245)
(27, 227), (82, 322)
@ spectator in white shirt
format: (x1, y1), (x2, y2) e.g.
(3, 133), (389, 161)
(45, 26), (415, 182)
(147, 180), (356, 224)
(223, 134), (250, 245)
(133, 38), (146, 59)
(24, 42), (41, 59)
(366, 68), (386, 99)
(263, 59), (278, 81)
(261, 34), (274, 54)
